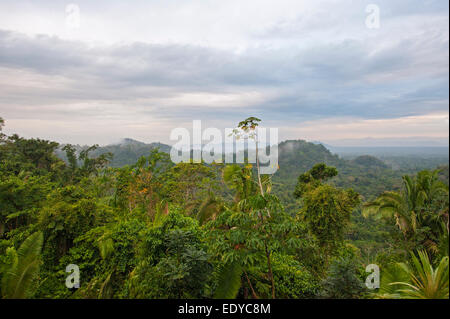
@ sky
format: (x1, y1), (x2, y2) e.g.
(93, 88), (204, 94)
(0, 0), (448, 146)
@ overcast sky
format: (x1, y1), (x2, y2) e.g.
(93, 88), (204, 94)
(0, 0), (448, 146)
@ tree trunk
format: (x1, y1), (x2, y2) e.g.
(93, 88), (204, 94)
(264, 242), (276, 299)
(255, 140), (264, 196)
(244, 270), (259, 299)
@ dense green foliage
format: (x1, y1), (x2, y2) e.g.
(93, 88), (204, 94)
(0, 116), (448, 299)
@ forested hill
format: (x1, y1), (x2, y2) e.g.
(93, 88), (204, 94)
(55, 138), (171, 167)
(55, 138), (448, 212)
(274, 140), (413, 213)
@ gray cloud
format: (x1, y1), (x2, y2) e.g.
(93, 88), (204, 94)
(0, 0), (448, 145)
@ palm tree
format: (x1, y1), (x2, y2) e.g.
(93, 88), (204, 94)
(384, 250), (449, 299)
(363, 170), (448, 244)
(416, 170), (449, 207)
(376, 262), (410, 299)
(196, 194), (224, 226)
(363, 188), (417, 237)
(1, 231), (44, 299)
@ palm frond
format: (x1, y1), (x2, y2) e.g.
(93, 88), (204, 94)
(1, 231), (44, 299)
(214, 261), (242, 299)
(197, 196), (223, 225)
(387, 250), (449, 299)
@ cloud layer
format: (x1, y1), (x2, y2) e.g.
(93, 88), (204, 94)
(0, 0), (448, 145)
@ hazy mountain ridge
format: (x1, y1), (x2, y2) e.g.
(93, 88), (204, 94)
(273, 140), (449, 212)
(54, 138), (448, 207)
(55, 138), (171, 167)
(55, 138), (448, 173)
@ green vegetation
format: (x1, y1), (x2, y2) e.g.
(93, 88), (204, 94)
(0, 116), (448, 299)
(377, 250), (448, 299)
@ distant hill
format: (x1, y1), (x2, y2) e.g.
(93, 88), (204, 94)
(91, 139), (171, 167)
(55, 138), (171, 167)
(328, 145), (449, 158)
(55, 138), (448, 208)
(271, 140), (407, 211)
